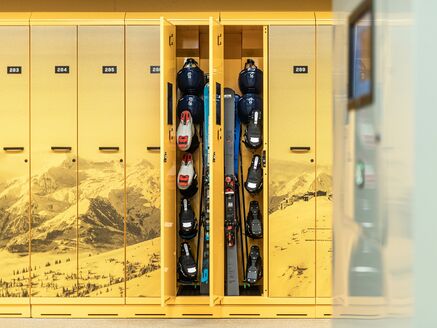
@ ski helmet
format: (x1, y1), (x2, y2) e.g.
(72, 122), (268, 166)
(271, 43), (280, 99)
(177, 58), (205, 95)
(238, 59), (263, 94)
(177, 94), (204, 124)
(237, 93), (262, 124)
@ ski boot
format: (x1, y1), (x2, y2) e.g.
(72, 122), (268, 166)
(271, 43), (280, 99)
(179, 198), (198, 240)
(243, 109), (262, 149)
(177, 153), (198, 198)
(178, 242), (198, 282)
(177, 110), (199, 152)
(246, 245), (263, 284)
(246, 201), (263, 239)
(244, 154), (263, 194)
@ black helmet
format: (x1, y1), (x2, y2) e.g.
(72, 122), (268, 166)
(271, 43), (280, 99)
(238, 59), (263, 94)
(177, 58), (205, 95)
(177, 94), (204, 124)
(237, 93), (262, 124)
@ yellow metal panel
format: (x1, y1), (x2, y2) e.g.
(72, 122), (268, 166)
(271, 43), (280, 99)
(160, 17), (177, 306)
(220, 12), (315, 26)
(315, 12), (334, 26)
(209, 17), (224, 306)
(30, 25), (78, 299)
(262, 25), (269, 295)
(0, 12), (30, 25)
(77, 25), (125, 299)
(0, 26), (30, 302)
(125, 25), (161, 299)
(315, 24), (333, 300)
(30, 12), (125, 26)
(268, 24), (316, 298)
(126, 12), (218, 25)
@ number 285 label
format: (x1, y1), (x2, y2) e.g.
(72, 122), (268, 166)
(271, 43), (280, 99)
(102, 66), (117, 74)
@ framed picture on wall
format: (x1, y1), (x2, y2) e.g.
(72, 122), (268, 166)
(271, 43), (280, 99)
(348, 0), (373, 109)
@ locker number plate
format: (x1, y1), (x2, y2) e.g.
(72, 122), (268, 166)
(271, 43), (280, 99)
(150, 66), (160, 74)
(55, 66), (70, 74)
(293, 66), (309, 74)
(102, 66), (117, 74)
(7, 66), (22, 74)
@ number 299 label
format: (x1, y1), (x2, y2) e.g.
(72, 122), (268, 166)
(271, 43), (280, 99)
(293, 66), (309, 74)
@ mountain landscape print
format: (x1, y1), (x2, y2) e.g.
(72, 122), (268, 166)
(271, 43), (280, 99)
(269, 159), (332, 297)
(0, 155), (160, 298)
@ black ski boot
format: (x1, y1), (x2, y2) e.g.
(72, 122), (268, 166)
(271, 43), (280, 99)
(178, 242), (197, 282)
(179, 198), (198, 240)
(244, 109), (262, 149)
(244, 154), (263, 194)
(246, 245), (263, 284)
(246, 201), (263, 239)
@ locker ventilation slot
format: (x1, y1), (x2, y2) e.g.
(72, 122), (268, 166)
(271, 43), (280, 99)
(182, 313), (213, 316)
(230, 313), (260, 316)
(135, 313), (166, 316)
(88, 313), (118, 317)
(0, 313), (23, 316)
(40, 314), (71, 317)
(276, 313), (308, 317)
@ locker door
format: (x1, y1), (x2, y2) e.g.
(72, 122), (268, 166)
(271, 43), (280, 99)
(268, 25), (316, 298)
(160, 18), (176, 305)
(209, 17), (224, 305)
(0, 26), (30, 300)
(30, 25), (78, 298)
(77, 26), (125, 299)
(315, 24), (333, 300)
(125, 25), (161, 299)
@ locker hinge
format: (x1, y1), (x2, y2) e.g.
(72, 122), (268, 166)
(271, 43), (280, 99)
(213, 151), (216, 163)
(217, 33), (222, 46)
(262, 150), (266, 168)
(169, 34), (174, 46)
(163, 152), (168, 163)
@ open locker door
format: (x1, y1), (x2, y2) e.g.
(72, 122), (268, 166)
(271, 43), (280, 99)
(160, 17), (177, 306)
(209, 17), (224, 306)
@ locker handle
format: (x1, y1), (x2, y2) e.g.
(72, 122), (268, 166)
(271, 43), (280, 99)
(290, 146), (311, 152)
(146, 146), (160, 151)
(3, 147), (24, 152)
(99, 147), (119, 152)
(51, 146), (72, 152)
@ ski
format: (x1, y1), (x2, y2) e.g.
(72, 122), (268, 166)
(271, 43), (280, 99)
(224, 88), (239, 296)
(200, 81), (210, 295)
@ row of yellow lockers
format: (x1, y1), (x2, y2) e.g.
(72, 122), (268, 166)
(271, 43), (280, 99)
(0, 12), (332, 318)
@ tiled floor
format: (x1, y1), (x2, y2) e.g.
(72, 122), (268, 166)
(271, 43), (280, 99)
(0, 319), (331, 328)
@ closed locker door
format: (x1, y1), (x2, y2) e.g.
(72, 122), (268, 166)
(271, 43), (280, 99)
(77, 26), (125, 298)
(268, 25), (316, 298)
(30, 26), (78, 298)
(0, 26), (30, 299)
(125, 25), (160, 299)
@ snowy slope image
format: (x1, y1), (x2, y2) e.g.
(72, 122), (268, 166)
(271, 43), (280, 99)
(0, 157), (160, 298)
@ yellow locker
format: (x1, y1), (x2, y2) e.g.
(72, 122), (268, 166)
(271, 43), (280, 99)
(209, 17), (224, 305)
(30, 25), (78, 298)
(315, 24), (333, 301)
(0, 25), (30, 302)
(268, 25), (316, 298)
(160, 17), (177, 305)
(77, 25), (125, 299)
(125, 24), (161, 299)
